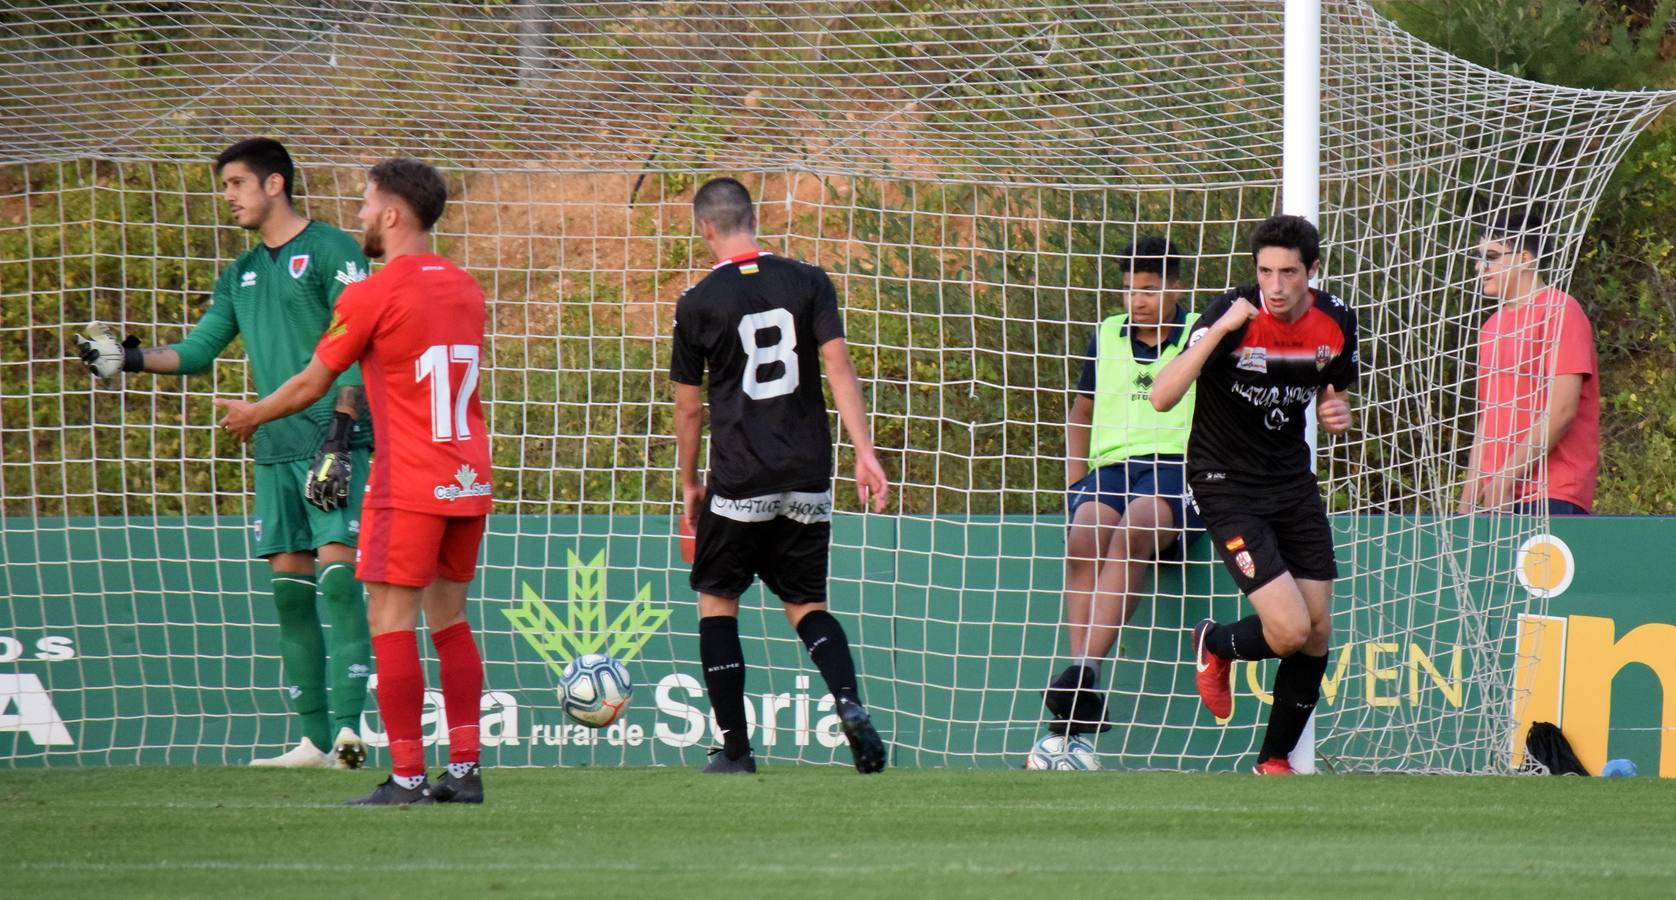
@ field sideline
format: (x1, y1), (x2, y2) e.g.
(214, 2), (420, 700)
(3, 768), (1672, 898)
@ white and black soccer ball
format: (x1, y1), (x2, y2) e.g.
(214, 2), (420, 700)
(1025, 733), (1100, 771)
(555, 653), (633, 728)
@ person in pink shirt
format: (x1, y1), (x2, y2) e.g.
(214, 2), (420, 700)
(1459, 209), (1600, 516)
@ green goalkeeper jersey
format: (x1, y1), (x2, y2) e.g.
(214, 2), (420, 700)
(170, 220), (376, 464)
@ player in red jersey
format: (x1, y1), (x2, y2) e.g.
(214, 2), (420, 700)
(218, 158), (490, 805)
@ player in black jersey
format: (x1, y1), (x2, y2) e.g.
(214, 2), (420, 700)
(1150, 215), (1358, 775)
(670, 177), (891, 775)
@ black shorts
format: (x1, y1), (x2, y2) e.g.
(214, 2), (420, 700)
(1188, 474), (1338, 595)
(691, 490), (831, 604)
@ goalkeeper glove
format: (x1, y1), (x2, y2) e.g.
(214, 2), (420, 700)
(305, 412), (356, 512)
(71, 324), (143, 379)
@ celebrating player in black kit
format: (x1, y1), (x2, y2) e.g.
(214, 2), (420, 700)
(1150, 215), (1357, 775)
(670, 177), (891, 775)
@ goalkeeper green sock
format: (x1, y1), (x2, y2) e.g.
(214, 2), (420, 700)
(271, 572), (331, 750)
(318, 562), (372, 736)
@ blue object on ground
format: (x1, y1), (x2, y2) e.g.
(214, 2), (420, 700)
(1601, 758), (1637, 778)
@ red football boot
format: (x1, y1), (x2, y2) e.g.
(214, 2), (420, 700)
(1191, 618), (1233, 719)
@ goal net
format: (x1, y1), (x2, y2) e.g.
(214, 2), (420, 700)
(2, 1), (1671, 771)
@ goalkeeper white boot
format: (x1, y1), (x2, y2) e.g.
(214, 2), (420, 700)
(331, 726), (368, 770)
(249, 737), (333, 768)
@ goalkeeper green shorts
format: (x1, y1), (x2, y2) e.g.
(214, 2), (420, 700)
(251, 448), (372, 558)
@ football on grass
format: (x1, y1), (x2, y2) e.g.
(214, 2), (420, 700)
(556, 653), (633, 728)
(1025, 733), (1100, 770)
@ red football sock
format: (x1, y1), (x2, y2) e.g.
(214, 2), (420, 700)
(372, 630), (427, 777)
(430, 621), (483, 764)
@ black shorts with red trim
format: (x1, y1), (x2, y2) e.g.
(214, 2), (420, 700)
(1188, 474), (1337, 595)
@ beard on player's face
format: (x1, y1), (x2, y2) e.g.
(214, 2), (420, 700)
(357, 181), (390, 259)
(361, 216), (385, 259)
(221, 163), (284, 232)
(228, 185), (273, 231)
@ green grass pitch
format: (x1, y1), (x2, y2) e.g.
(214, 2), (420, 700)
(3, 768), (1672, 898)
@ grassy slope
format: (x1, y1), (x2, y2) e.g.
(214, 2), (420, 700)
(2, 768), (1673, 899)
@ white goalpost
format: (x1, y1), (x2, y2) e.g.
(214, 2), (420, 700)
(1284, 0), (1322, 775)
(2, 1), (1672, 772)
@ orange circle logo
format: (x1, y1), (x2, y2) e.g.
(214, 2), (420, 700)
(1515, 534), (1575, 598)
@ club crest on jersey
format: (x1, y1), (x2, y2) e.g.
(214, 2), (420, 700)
(435, 464), (493, 501)
(1235, 346), (1268, 373)
(1315, 344), (1332, 371)
(1234, 550), (1256, 579)
(288, 254), (310, 279)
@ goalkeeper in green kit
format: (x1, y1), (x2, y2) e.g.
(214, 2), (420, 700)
(73, 139), (376, 769)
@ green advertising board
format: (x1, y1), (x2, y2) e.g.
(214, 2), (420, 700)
(1, 515), (1668, 774)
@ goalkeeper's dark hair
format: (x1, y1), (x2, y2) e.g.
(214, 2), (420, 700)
(1250, 214), (1320, 268)
(1484, 205), (1548, 262)
(215, 138), (295, 201)
(369, 157), (448, 231)
(1118, 235), (1188, 284)
(693, 177), (755, 235)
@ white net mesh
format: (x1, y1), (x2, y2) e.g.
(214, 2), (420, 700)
(2, 1), (1672, 771)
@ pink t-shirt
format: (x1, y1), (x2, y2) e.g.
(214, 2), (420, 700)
(1475, 287), (1599, 511)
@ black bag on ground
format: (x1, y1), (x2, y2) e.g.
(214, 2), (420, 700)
(1525, 722), (1589, 775)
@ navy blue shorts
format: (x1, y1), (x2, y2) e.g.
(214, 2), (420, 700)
(1510, 498), (1589, 516)
(1066, 457), (1204, 560)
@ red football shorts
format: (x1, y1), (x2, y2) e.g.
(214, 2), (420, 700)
(356, 507), (486, 587)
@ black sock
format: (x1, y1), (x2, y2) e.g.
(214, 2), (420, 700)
(699, 616), (751, 759)
(1207, 614), (1278, 661)
(794, 610), (860, 705)
(1258, 652), (1329, 763)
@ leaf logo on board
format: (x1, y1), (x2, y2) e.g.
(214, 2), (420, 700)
(502, 549), (670, 674)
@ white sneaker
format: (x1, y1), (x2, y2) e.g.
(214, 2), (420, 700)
(331, 726), (368, 770)
(249, 736), (333, 768)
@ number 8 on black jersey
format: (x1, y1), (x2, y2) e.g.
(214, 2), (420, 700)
(669, 251), (846, 499)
